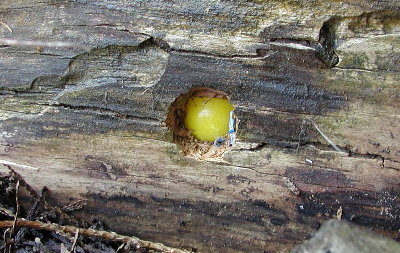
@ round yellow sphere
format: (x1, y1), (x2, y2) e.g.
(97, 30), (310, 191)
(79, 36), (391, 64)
(184, 96), (234, 142)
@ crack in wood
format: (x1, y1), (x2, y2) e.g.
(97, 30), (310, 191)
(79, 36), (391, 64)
(50, 103), (161, 123)
(315, 16), (341, 67)
(334, 66), (400, 73)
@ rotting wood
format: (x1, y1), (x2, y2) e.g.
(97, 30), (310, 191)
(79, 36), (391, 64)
(1, 0), (400, 252)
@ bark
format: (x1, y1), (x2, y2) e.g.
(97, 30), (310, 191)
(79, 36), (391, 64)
(0, 1), (399, 252)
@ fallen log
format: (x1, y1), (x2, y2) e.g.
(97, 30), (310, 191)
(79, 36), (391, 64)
(1, 1), (399, 252)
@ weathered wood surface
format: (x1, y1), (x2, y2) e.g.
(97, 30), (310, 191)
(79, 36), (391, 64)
(0, 0), (399, 252)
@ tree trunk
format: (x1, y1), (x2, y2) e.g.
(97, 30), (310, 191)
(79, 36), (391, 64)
(0, 1), (399, 252)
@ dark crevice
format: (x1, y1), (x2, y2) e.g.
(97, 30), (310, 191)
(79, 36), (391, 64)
(385, 166), (400, 172)
(169, 47), (265, 59)
(136, 36), (171, 52)
(236, 140), (349, 154)
(236, 143), (268, 152)
(269, 38), (313, 47)
(237, 139), (397, 167)
(50, 103), (161, 123)
(334, 66), (400, 73)
(12, 51), (67, 58)
(261, 17), (343, 67)
(268, 140), (300, 150)
(315, 16), (341, 68)
(0, 87), (49, 94)
(144, 36), (269, 59)
(0, 89), (17, 95)
(148, 36), (172, 52)
(347, 151), (396, 169)
(300, 142), (392, 164)
(299, 182), (378, 193)
(299, 141), (350, 153)
(256, 108), (333, 117)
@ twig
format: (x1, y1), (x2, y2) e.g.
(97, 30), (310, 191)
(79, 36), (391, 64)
(116, 243), (125, 252)
(0, 22), (12, 33)
(70, 229), (79, 253)
(0, 160), (40, 171)
(14, 187), (46, 245)
(60, 243), (70, 253)
(309, 120), (344, 153)
(11, 181), (20, 233)
(4, 166), (39, 197)
(49, 231), (75, 248)
(141, 88), (150, 95)
(0, 220), (191, 253)
(27, 187), (46, 220)
(5, 166), (80, 226)
(0, 38), (90, 50)
(337, 206), (343, 220)
(2, 228), (11, 253)
(61, 199), (88, 213)
(5, 180), (20, 253)
(0, 206), (15, 218)
(296, 119), (307, 151)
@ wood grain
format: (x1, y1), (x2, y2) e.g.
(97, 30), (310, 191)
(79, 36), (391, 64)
(1, 0), (400, 252)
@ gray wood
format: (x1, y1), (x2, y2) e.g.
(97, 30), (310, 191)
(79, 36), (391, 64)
(1, 1), (399, 252)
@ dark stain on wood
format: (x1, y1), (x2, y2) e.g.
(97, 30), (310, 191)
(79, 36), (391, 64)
(80, 192), (291, 251)
(154, 51), (346, 114)
(285, 167), (354, 188)
(226, 174), (255, 186)
(153, 51), (347, 143)
(80, 155), (128, 180)
(297, 189), (400, 233)
(236, 109), (313, 143)
(0, 107), (164, 145)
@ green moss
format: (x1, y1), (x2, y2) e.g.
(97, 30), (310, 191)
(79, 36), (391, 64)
(313, 102), (396, 147)
(0, 96), (50, 119)
(317, 67), (400, 105)
(348, 11), (400, 34)
(338, 52), (369, 69)
(316, 110), (360, 135)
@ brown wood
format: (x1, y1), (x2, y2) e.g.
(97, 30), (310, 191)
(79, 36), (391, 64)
(1, 1), (400, 252)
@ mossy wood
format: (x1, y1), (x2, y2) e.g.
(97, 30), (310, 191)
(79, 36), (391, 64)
(1, 1), (399, 252)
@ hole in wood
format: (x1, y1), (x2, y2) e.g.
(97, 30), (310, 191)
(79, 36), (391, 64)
(166, 87), (237, 160)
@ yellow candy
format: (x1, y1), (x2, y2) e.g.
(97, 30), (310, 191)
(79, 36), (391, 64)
(184, 96), (234, 142)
